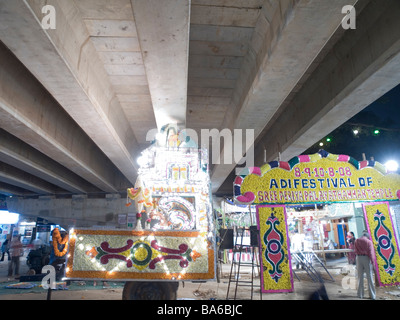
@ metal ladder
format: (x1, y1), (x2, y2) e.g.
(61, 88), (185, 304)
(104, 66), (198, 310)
(226, 226), (262, 300)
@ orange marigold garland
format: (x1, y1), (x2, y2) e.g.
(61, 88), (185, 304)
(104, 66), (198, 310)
(52, 228), (69, 257)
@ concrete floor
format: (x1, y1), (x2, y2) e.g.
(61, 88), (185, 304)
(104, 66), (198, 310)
(1, 254), (400, 301)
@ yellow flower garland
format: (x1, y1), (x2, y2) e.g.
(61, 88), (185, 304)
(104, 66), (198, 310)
(52, 228), (69, 257)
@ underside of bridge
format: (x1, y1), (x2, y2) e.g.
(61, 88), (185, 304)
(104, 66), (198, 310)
(0, 0), (399, 227)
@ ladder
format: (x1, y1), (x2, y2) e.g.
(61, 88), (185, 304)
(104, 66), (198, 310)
(226, 226), (262, 300)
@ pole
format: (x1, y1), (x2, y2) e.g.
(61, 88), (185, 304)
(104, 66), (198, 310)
(319, 221), (326, 265)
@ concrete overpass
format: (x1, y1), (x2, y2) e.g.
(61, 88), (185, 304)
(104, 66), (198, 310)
(0, 0), (399, 227)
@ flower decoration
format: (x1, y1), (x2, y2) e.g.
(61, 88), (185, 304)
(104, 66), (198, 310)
(85, 246), (98, 259)
(190, 250), (201, 261)
(52, 228), (69, 257)
(257, 205), (293, 293)
(145, 218), (152, 229)
(235, 150), (400, 205)
(67, 230), (215, 281)
(363, 202), (400, 286)
(135, 211), (145, 231)
(127, 187), (141, 200)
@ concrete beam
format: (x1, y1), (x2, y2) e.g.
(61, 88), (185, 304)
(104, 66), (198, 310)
(0, 129), (100, 194)
(255, 0), (400, 164)
(131, 0), (190, 129)
(0, 183), (31, 197)
(210, 0), (357, 192)
(0, 0), (140, 185)
(0, 42), (128, 193)
(0, 162), (62, 195)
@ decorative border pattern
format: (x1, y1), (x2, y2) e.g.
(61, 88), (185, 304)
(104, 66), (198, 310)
(237, 150), (387, 177)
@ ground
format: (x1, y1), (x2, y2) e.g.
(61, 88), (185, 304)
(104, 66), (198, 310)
(1, 253), (400, 301)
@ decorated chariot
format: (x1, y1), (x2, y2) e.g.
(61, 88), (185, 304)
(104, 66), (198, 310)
(64, 125), (215, 299)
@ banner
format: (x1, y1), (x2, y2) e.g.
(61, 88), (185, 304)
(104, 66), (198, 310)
(363, 202), (400, 286)
(234, 150), (400, 205)
(256, 205), (293, 293)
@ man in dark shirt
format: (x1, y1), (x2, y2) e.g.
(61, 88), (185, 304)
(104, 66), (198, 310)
(354, 231), (376, 300)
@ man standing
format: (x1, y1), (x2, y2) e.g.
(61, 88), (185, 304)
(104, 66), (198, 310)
(1, 235), (11, 261)
(291, 230), (303, 269)
(8, 235), (23, 279)
(354, 231), (376, 300)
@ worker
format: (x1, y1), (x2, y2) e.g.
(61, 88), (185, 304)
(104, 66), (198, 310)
(354, 230), (376, 300)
